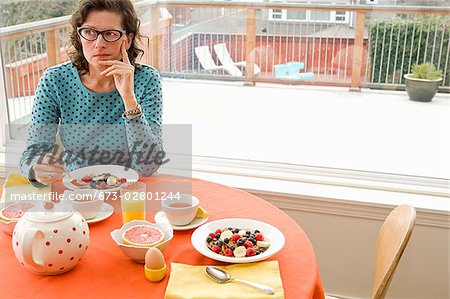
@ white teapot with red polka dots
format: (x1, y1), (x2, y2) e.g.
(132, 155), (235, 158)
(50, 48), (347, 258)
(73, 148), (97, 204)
(12, 204), (89, 275)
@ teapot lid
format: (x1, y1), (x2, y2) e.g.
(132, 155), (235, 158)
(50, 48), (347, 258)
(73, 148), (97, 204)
(25, 203), (74, 222)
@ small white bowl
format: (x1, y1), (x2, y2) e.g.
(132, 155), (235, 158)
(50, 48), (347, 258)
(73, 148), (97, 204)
(110, 220), (173, 263)
(64, 189), (104, 220)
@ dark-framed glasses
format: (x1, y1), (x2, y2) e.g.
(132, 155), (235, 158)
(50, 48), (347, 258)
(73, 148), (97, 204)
(77, 27), (126, 42)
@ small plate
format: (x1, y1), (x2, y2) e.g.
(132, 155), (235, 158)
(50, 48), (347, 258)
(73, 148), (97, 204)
(86, 203), (114, 224)
(191, 218), (285, 263)
(63, 165), (139, 191)
(154, 210), (208, 231)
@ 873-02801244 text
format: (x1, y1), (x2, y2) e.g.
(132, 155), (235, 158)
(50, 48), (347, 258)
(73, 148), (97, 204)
(104, 191), (181, 201)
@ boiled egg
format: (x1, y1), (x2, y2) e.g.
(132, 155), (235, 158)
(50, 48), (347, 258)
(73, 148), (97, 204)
(145, 248), (165, 270)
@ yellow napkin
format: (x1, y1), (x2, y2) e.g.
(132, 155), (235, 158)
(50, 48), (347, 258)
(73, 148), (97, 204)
(164, 261), (284, 299)
(1, 172), (51, 203)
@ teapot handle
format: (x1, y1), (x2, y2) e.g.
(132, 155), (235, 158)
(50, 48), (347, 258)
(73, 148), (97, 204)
(21, 228), (44, 271)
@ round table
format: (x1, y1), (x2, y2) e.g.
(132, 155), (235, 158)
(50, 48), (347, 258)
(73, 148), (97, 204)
(0, 175), (324, 299)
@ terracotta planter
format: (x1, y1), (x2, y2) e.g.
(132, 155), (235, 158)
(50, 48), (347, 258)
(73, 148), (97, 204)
(404, 74), (442, 102)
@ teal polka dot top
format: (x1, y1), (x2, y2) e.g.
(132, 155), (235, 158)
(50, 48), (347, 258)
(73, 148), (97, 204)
(20, 61), (163, 178)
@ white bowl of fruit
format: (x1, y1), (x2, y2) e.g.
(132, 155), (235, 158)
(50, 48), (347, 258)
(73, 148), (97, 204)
(191, 218), (285, 263)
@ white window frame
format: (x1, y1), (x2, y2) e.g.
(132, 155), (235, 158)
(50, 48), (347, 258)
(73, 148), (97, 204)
(268, 1), (350, 24)
(269, 8), (350, 23)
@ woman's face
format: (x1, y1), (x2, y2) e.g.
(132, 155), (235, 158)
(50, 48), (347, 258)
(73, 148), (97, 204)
(79, 10), (133, 71)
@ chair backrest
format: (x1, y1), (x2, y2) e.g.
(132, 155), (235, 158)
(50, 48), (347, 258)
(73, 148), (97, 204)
(372, 204), (416, 299)
(213, 43), (235, 66)
(273, 64), (288, 78)
(194, 46), (218, 70)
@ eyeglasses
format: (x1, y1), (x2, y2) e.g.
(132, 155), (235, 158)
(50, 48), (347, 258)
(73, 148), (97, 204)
(77, 27), (126, 42)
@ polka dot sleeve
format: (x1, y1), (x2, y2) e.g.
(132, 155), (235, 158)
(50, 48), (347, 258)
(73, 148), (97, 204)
(122, 69), (163, 177)
(19, 69), (60, 178)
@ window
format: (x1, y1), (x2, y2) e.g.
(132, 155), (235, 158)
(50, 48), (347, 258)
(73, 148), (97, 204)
(269, 3), (350, 23)
(335, 11), (347, 22)
(272, 9), (283, 20)
(310, 10), (331, 21)
(286, 10), (307, 21)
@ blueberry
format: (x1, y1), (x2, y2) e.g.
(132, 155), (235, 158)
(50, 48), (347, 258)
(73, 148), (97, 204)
(254, 230), (260, 234)
(255, 251), (260, 255)
(230, 245), (235, 251)
(233, 228), (239, 234)
(237, 239), (245, 246)
(206, 236), (212, 243)
(216, 241), (223, 247)
(249, 238), (256, 245)
(245, 231), (251, 236)
(224, 238), (229, 244)
(228, 227), (233, 231)
(215, 233), (221, 239)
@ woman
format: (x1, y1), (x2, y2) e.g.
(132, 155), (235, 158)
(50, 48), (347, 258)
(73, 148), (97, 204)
(20, 0), (164, 185)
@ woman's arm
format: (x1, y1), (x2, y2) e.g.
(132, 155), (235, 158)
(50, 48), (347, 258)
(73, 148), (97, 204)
(122, 68), (163, 177)
(19, 68), (63, 184)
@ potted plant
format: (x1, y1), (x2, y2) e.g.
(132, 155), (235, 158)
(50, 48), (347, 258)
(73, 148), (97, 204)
(404, 63), (443, 102)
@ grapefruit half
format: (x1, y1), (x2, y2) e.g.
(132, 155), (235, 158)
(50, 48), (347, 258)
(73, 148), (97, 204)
(122, 225), (165, 247)
(0, 202), (35, 221)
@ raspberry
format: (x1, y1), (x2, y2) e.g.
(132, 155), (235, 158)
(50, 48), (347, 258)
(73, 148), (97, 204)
(230, 234), (241, 242)
(81, 176), (92, 182)
(246, 248), (256, 256)
(215, 229), (222, 234)
(121, 178), (127, 183)
(212, 245), (221, 254)
(224, 248), (233, 257)
(244, 241), (253, 248)
(255, 233), (264, 241)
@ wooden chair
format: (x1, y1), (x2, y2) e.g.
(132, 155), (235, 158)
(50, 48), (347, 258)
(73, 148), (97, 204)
(326, 204), (416, 299)
(372, 204), (416, 299)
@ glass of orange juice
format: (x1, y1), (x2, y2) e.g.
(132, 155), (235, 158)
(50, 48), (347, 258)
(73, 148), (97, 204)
(119, 182), (146, 224)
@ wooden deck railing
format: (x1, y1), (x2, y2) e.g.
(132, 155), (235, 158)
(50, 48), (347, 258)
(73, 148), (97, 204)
(1, 1), (449, 119)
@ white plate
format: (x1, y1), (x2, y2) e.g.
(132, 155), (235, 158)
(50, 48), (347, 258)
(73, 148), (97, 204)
(86, 203), (114, 224)
(191, 218), (285, 263)
(63, 165), (139, 191)
(154, 210), (208, 231)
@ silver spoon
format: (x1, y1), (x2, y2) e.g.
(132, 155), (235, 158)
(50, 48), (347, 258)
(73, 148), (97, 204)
(205, 266), (275, 295)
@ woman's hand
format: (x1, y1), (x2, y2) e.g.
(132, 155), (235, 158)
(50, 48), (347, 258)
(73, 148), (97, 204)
(32, 153), (66, 185)
(98, 41), (136, 110)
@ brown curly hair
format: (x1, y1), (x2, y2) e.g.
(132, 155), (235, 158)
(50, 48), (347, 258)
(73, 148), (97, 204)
(68, 0), (145, 75)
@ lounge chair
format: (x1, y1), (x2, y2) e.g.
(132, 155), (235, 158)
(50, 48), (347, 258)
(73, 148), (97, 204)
(273, 62), (314, 81)
(194, 46), (242, 77)
(213, 43), (261, 76)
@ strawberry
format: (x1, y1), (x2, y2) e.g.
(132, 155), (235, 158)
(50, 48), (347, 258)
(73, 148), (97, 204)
(81, 176), (92, 182)
(255, 233), (264, 241)
(246, 248), (256, 257)
(121, 178), (127, 183)
(71, 180), (87, 187)
(224, 248), (233, 257)
(212, 245), (221, 254)
(209, 233), (216, 239)
(244, 240), (253, 248)
(230, 234), (241, 242)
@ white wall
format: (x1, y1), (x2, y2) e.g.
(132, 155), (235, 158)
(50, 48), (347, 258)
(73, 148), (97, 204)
(250, 191), (450, 299)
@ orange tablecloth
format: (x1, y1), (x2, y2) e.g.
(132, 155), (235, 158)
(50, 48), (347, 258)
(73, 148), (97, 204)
(0, 175), (324, 299)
